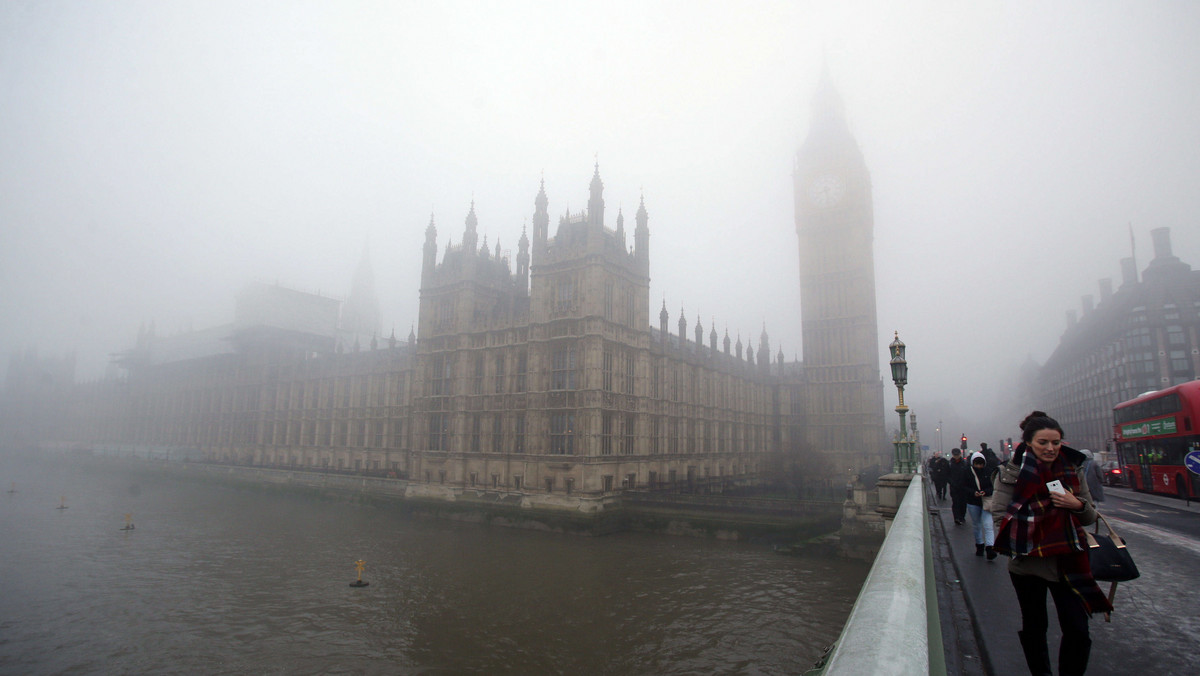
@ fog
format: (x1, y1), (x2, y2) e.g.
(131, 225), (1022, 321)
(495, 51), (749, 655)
(3, 1), (1198, 443)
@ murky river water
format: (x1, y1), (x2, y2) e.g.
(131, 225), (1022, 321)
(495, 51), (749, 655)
(0, 455), (867, 675)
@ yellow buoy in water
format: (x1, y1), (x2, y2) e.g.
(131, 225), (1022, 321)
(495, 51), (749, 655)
(350, 559), (369, 587)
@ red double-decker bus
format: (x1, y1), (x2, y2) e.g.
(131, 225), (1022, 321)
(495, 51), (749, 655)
(1112, 381), (1200, 499)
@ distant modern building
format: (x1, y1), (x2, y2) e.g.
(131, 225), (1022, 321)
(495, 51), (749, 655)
(1039, 227), (1200, 455)
(3, 72), (893, 498)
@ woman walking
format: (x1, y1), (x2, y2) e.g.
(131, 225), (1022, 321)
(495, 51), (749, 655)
(960, 451), (996, 559)
(990, 411), (1111, 676)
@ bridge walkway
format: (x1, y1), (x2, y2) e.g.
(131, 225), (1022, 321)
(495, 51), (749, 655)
(930, 482), (1199, 675)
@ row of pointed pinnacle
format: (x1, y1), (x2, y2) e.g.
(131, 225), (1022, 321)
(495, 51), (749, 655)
(422, 164), (786, 365)
(660, 299), (782, 365)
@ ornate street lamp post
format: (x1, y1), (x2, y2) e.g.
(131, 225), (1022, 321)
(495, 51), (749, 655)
(888, 331), (915, 474)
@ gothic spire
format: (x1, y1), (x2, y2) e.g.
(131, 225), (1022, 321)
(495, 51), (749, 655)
(422, 214), (438, 281)
(342, 239), (381, 338)
(810, 60), (848, 138)
(516, 224), (530, 287)
(532, 178), (549, 255)
(634, 192), (649, 267)
(588, 162), (604, 228)
(659, 299), (669, 345)
(463, 200), (479, 252)
(758, 324), (771, 370)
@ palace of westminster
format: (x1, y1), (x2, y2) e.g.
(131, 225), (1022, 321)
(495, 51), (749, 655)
(2, 73), (892, 504)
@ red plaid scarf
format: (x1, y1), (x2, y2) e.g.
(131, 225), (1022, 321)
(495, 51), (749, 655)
(994, 444), (1113, 615)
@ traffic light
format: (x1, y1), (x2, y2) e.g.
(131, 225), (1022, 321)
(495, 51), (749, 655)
(960, 434), (968, 450)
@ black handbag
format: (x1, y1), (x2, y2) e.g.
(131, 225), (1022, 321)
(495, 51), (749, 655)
(1085, 513), (1139, 582)
(1085, 513), (1139, 622)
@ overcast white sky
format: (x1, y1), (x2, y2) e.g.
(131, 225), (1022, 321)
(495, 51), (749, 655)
(2, 1), (1198, 442)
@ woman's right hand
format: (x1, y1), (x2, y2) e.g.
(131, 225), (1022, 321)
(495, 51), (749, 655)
(1049, 489), (1084, 511)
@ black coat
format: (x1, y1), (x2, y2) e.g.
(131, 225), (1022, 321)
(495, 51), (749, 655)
(981, 448), (1001, 473)
(948, 457), (969, 494)
(957, 463), (994, 506)
(930, 457), (950, 484)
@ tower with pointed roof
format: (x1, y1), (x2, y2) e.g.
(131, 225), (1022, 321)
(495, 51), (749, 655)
(341, 241), (382, 341)
(422, 215), (438, 282)
(588, 163), (605, 229)
(527, 164), (650, 327)
(416, 201), (529, 341)
(635, 195), (650, 267)
(792, 65), (888, 471)
(516, 226), (530, 290)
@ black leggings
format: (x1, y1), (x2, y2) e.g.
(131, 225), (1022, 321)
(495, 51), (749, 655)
(1010, 572), (1092, 675)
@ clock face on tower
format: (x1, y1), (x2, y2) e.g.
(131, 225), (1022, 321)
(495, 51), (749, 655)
(810, 173), (845, 208)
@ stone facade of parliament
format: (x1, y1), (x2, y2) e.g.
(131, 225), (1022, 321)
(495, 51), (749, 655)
(2, 75), (890, 502)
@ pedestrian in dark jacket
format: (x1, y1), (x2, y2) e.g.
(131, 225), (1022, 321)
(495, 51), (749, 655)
(930, 452), (950, 501)
(948, 448), (969, 524)
(958, 451), (996, 558)
(980, 442), (1001, 474)
(990, 411), (1109, 676)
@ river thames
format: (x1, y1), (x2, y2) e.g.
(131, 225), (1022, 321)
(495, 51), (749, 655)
(0, 456), (867, 675)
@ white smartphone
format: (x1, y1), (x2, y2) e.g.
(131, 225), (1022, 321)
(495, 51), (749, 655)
(1046, 480), (1065, 494)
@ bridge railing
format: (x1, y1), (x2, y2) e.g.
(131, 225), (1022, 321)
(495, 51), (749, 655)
(813, 473), (946, 675)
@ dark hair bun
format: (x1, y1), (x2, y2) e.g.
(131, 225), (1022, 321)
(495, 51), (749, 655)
(1020, 411), (1049, 431)
(1019, 411), (1064, 444)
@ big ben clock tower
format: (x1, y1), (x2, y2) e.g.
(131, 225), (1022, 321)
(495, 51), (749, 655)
(794, 66), (888, 473)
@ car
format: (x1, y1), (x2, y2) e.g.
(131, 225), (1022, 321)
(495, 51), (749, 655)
(1101, 461), (1126, 487)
